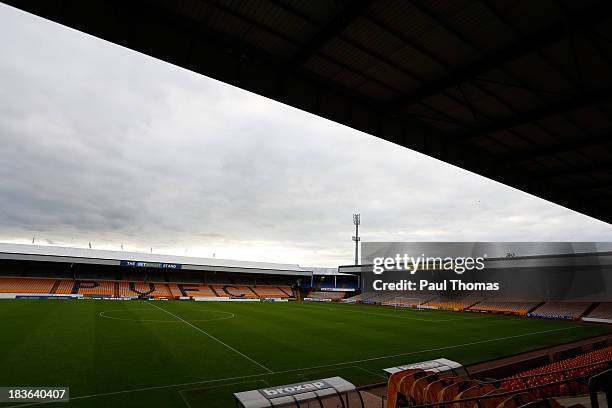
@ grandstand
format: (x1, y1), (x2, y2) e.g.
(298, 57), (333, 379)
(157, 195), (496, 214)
(166, 282), (216, 298)
(423, 296), (485, 311)
(529, 302), (593, 320)
(0, 277), (55, 293)
(0, 244), (305, 300)
(0, 277), (294, 299)
(502, 346), (612, 394)
(250, 285), (291, 298)
(119, 281), (172, 298)
(467, 299), (542, 315)
(583, 303), (612, 323)
(386, 346), (612, 408)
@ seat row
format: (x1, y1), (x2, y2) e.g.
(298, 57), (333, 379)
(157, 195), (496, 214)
(386, 368), (563, 408)
(386, 347), (612, 407)
(0, 277), (292, 298)
(502, 346), (612, 396)
(585, 302), (612, 320)
(529, 302), (592, 320)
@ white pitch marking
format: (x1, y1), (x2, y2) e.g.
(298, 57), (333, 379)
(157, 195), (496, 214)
(177, 379), (269, 408)
(352, 365), (388, 380)
(98, 308), (235, 323)
(146, 301), (273, 374)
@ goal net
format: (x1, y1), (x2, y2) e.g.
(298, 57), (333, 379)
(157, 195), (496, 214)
(384, 296), (424, 309)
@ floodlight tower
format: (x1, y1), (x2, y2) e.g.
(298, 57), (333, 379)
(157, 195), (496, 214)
(352, 213), (360, 266)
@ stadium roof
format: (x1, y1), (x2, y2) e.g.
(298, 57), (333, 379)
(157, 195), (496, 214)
(0, 243), (311, 275)
(4, 1), (612, 223)
(308, 267), (351, 276)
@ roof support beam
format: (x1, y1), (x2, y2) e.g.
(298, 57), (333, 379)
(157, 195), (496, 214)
(461, 89), (612, 140)
(531, 162), (612, 180)
(290, 0), (372, 65)
(393, 0), (612, 107)
(499, 132), (612, 164)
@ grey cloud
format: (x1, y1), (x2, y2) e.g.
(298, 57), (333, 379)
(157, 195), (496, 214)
(1, 4), (612, 266)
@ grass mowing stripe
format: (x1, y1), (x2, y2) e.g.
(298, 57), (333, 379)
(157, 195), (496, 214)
(6, 324), (583, 407)
(304, 302), (506, 322)
(146, 301), (273, 374)
(286, 325), (581, 369)
(303, 303), (475, 322)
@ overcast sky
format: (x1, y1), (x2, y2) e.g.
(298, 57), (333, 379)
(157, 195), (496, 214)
(1, 4), (612, 267)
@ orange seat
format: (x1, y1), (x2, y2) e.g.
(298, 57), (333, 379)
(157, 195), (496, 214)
(0, 277), (56, 293)
(452, 384), (497, 408)
(386, 369), (422, 408)
(496, 392), (539, 408)
(474, 387), (512, 408)
(410, 373), (449, 404)
(439, 380), (481, 403)
(423, 377), (462, 404)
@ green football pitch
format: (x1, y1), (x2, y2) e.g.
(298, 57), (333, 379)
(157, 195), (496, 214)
(0, 299), (609, 407)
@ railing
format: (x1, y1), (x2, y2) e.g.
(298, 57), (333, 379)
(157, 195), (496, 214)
(588, 368), (612, 408)
(395, 359), (612, 408)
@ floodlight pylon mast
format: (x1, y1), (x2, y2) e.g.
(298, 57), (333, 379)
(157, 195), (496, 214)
(352, 213), (360, 266)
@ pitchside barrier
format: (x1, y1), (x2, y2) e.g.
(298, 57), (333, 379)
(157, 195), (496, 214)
(194, 298), (260, 302)
(303, 298), (332, 302)
(0, 293), (83, 300)
(234, 377), (362, 408)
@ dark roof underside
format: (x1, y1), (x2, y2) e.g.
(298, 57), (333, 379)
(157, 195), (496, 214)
(5, 0), (612, 223)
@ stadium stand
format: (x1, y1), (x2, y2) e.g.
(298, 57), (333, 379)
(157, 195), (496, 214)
(0, 278), (292, 299)
(468, 299), (542, 315)
(529, 302), (592, 320)
(167, 283), (216, 297)
(118, 282), (172, 298)
(250, 286), (291, 298)
(502, 346), (612, 393)
(211, 285), (259, 298)
(56, 280), (114, 296)
(423, 297), (484, 311)
(0, 278), (56, 293)
(386, 347), (612, 408)
(584, 303), (612, 322)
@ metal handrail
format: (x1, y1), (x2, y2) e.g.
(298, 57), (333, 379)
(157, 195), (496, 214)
(404, 370), (601, 408)
(370, 354), (611, 408)
(588, 368), (612, 408)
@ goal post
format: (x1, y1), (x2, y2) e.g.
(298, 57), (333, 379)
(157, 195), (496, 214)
(392, 296), (423, 309)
